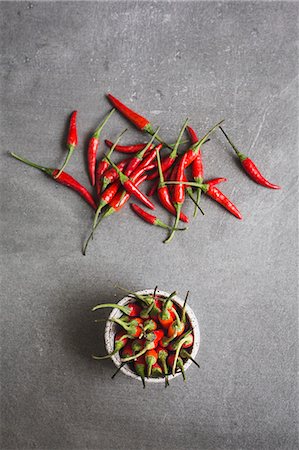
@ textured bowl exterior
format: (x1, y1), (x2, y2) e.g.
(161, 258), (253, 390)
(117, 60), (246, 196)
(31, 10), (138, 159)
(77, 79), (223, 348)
(104, 289), (200, 383)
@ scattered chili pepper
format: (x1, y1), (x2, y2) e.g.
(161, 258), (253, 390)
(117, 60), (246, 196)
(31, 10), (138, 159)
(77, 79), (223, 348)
(147, 167), (172, 197)
(98, 158), (128, 196)
(130, 204), (187, 231)
(220, 126), (281, 189)
(105, 140), (149, 154)
(155, 146), (189, 223)
(87, 109), (115, 186)
(134, 355), (146, 388)
(92, 330), (128, 360)
(92, 302), (141, 317)
(124, 128), (160, 177)
(147, 119), (188, 180)
(105, 156), (155, 210)
(164, 152), (188, 243)
(94, 180), (121, 225)
(55, 111), (78, 179)
(96, 128), (127, 194)
(10, 153), (97, 210)
(187, 125), (204, 218)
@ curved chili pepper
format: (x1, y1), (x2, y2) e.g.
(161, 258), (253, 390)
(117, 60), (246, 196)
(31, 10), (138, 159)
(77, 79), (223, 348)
(105, 140), (149, 154)
(155, 146), (189, 223)
(124, 128), (160, 176)
(87, 109), (115, 186)
(147, 119), (188, 180)
(130, 203), (187, 231)
(55, 111), (78, 179)
(164, 152), (188, 243)
(220, 127), (281, 189)
(96, 128), (127, 194)
(10, 153), (97, 210)
(105, 156), (155, 210)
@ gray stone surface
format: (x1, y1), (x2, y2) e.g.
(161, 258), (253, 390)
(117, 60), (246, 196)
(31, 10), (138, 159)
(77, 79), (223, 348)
(1, 1), (298, 449)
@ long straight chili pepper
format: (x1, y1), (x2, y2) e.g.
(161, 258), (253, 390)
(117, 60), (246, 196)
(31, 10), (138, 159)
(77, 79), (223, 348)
(124, 128), (160, 177)
(10, 153), (97, 210)
(134, 356), (146, 388)
(155, 145), (189, 223)
(92, 302), (141, 317)
(130, 203), (187, 231)
(92, 331), (128, 360)
(96, 128), (127, 194)
(82, 174), (147, 254)
(147, 167), (172, 197)
(94, 181), (121, 224)
(186, 125), (204, 218)
(88, 109), (115, 186)
(105, 156), (155, 210)
(147, 119), (189, 180)
(55, 111), (78, 179)
(166, 180), (243, 219)
(105, 138), (190, 153)
(220, 126), (281, 189)
(164, 152), (188, 244)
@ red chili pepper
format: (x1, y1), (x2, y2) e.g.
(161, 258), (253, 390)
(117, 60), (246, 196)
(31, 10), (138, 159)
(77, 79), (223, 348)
(145, 349), (158, 377)
(201, 183), (242, 219)
(55, 111), (78, 179)
(94, 181), (121, 225)
(105, 156), (155, 210)
(92, 301), (141, 317)
(10, 153), (97, 210)
(186, 125), (199, 145)
(156, 347), (170, 387)
(105, 140), (149, 154)
(130, 203), (187, 231)
(158, 292), (176, 328)
(142, 318), (158, 333)
(155, 146), (189, 223)
(147, 167), (172, 197)
(124, 128), (160, 177)
(96, 128), (127, 194)
(147, 119), (188, 180)
(107, 93), (153, 132)
(220, 127), (281, 189)
(83, 174), (147, 255)
(92, 330), (128, 360)
(168, 329), (193, 377)
(187, 125), (204, 218)
(98, 158), (129, 196)
(109, 317), (143, 338)
(205, 177), (227, 186)
(129, 144), (162, 179)
(134, 355), (146, 388)
(164, 152), (188, 243)
(87, 109), (115, 186)
(181, 119), (224, 170)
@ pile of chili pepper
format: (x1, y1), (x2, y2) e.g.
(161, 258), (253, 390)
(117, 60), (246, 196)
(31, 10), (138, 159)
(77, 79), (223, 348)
(10, 93), (281, 253)
(92, 288), (199, 387)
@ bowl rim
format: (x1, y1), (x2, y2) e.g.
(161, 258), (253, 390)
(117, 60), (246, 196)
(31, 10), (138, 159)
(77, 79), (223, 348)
(104, 289), (200, 383)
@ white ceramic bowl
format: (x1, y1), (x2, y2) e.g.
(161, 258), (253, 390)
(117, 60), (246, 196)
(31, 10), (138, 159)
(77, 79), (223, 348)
(104, 289), (200, 383)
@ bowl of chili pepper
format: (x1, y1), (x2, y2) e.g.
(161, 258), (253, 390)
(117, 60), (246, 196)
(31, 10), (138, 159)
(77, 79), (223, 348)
(93, 288), (200, 386)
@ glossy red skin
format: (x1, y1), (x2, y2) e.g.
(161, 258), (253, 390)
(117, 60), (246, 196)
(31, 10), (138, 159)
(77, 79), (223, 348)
(158, 309), (175, 329)
(167, 321), (185, 338)
(123, 179), (155, 210)
(186, 125), (199, 145)
(96, 159), (109, 188)
(206, 185), (242, 219)
(158, 186), (189, 223)
(127, 303), (142, 317)
(173, 153), (188, 204)
(131, 203), (156, 225)
(51, 169), (96, 210)
(99, 159), (128, 192)
(105, 140), (149, 153)
(147, 155), (176, 180)
(167, 334), (194, 352)
(87, 136), (99, 186)
(115, 330), (129, 347)
(242, 158), (281, 189)
(147, 167), (172, 197)
(99, 180), (121, 207)
(192, 153), (204, 180)
(107, 93), (150, 130)
(67, 111), (78, 147)
(124, 144), (154, 177)
(107, 175), (147, 213)
(205, 178), (227, 186)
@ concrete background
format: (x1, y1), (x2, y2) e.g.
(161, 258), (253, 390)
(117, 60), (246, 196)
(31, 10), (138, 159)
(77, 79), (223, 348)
(1, 1), (298, 449)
